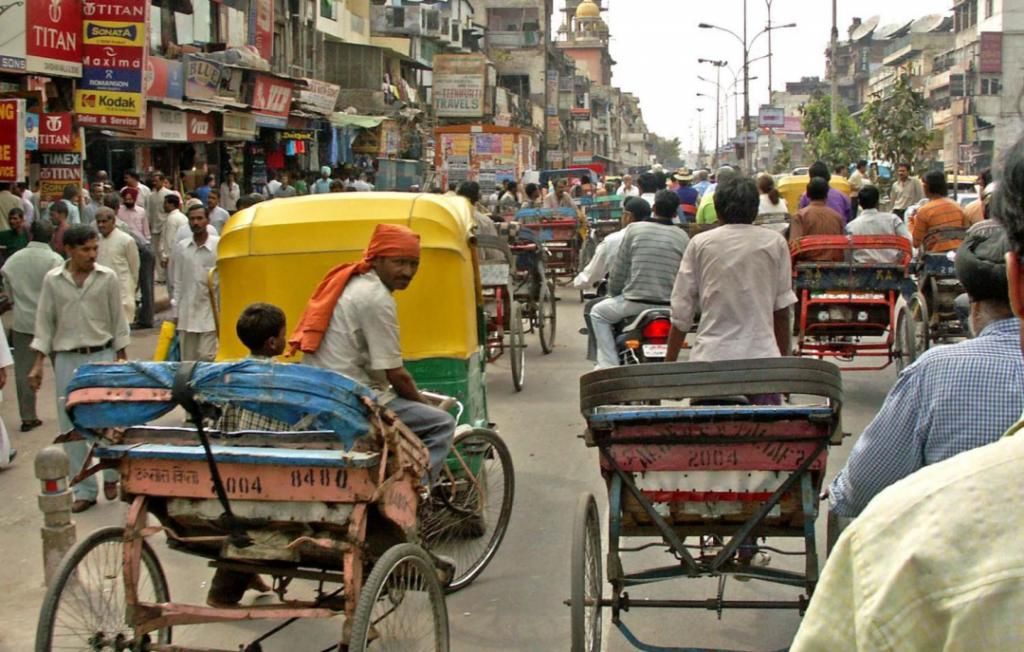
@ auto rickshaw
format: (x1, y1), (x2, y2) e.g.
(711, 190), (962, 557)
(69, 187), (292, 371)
(217, 193), (514, 591)
(218, 192), (490, 427)
(777, 174), (852, 215)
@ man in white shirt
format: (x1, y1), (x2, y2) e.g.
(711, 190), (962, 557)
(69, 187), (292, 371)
(171, 204), (219, 362)
(95, 207), (140, 324)
(28, 224), (130, 512)
(148, 172), (174, 283)
(1, 219), (63, 432)
(667, 176), (796, 367)
(619, 174), (640, 198)
(845, 185), (912, 264)
(162, 194), (187, 292)
(219, 172), (240, 212)
(265, 171), (283, 198)
(207, 190), (232, 234)
(574, 197), (650, 361)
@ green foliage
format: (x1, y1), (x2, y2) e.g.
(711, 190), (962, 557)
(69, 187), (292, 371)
(772, 139), (793, 175)
(650, 133), (683, 168)
(861, 74), (931, 170)
(800, 91), (867, 167)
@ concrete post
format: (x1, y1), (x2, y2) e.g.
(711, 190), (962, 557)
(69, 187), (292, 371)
(35, 446), (76, 586)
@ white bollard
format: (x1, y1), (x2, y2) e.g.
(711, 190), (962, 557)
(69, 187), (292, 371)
(35, 446), (76, 586)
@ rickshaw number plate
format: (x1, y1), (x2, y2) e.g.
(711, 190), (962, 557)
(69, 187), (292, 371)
(123, 459), (375, 502)
(642, 344), (667, 358)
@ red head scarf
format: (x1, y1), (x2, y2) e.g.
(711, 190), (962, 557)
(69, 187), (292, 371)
(288, 224), (420, 355)
(120, 186), (139, 201)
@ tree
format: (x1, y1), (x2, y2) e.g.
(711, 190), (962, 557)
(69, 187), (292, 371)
(861, 74), (931, 170)
(772, 139), (793, 175)
(650, 133), (683, 168)
(800, 91), (867, 168)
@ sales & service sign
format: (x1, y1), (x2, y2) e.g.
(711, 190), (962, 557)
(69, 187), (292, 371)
(75, 0), (148, 128)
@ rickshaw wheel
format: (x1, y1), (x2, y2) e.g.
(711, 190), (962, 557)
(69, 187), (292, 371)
(510, 303), (526, 392)
(420, 428), (515, 593)
(36, 526), (171, 652)
(571, 493), (602, 652)
(348, 543), (449, 652)
(894, 306), (916, 372)
(909, 292), (930, 355)
(538, 281), (558, 355)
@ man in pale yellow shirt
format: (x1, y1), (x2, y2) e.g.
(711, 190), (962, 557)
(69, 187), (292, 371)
(792, 135), (1024, 651)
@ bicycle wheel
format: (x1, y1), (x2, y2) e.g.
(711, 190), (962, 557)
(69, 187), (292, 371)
(420, 428), (515, 593)
(538, 281), (557, 355)
(909, 291), (930, 355)
(348, 543), (449, 652)
(894, 306), (916, 373)
(570, 493), (602, 652)
(510, 303), (526, 392)
(36, 526), (171, 652)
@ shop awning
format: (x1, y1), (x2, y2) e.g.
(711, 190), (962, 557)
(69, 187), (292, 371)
(330, 113), (389, 129)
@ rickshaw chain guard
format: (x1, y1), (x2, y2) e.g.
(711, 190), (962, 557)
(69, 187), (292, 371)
(171, 361), (253, 549)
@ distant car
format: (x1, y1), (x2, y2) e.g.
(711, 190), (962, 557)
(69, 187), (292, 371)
(791, 166), (809, 176)
(955, 193), (979, 208)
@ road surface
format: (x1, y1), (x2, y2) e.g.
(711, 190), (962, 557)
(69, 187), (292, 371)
(0, 288), (893, 651)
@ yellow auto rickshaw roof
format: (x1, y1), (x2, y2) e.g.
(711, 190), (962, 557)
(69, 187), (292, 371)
(219, 193), (476, 260)
(776, 174), (852, 214)
(215, 193), (480, 362)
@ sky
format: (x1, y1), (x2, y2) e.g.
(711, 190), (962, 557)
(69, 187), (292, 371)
(552, 0), (950, 156)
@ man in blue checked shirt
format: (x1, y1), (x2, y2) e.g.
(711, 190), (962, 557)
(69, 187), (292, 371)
(828, 222), (1023, 517)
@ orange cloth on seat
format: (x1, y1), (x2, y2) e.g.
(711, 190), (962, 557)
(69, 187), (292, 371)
(288, 224), (420, 355)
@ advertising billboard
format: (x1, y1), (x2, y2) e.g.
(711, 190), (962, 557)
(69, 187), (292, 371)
(76, 0), (148, 129)
(433, 55), (487, 119)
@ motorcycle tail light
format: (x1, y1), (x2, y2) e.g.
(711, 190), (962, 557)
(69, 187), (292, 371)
(625, 339), (641, 350)
(642, 319), (672, 340)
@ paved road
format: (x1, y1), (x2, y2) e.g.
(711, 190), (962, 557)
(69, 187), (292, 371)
(0, 288), (894, 651)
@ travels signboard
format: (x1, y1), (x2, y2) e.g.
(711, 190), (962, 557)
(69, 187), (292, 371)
(25, 0), (82, 77)
(433, 55), (487, 119)
(0, 100), (26, 182)
(76, 0), (147, 129)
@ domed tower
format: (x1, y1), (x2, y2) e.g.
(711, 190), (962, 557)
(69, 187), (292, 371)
(557, 0), (614, 86)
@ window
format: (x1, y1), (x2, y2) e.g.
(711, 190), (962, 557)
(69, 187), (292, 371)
(985, 0), (994, 18)
(981, 77), (1002, 95)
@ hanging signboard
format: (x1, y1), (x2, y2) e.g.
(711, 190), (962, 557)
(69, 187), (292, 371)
(185, 56), (222, 100)
(758, 105), (785, 129)
(433, 55), (487, 118)
(38, 151), (83, 201)
(146, 56), (185, 101)
(76, 0), (148, 128)
(249, 0), (273, 61)
(25, 0), (82, 77)
(222, 112), (257, 140)
(979, 32), (1002, 74)
(188, 112), (216, 142)
(0, 100), (26, 182)
(150, 108), (187, 141)
(39, 112), (75, 151)
(251, 73), (293, 127)
(0, 2), (27, 73)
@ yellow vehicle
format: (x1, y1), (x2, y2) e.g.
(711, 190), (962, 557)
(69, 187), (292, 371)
(217, 192), (490, 427)
(777, 174), (852, 215)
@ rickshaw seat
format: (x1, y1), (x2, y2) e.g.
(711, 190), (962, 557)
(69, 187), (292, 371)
(587, 404), (835, 426)
(95, 443), (381, 469)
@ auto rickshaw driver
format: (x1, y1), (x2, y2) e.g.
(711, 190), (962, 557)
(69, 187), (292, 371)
(288, 223), (456, 481)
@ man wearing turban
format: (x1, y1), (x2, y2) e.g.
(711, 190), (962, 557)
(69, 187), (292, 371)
(290, 223), (455, 479)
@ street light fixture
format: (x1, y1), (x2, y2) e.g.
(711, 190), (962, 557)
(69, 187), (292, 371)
(699, 4), (796, 174)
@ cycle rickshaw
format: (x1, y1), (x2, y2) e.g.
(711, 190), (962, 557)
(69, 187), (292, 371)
(790, 235), (918, 371)
(477, 233), (527, 391)
(906, 228), (970, 353)
(570, 358), (844, 651)
(35, 194), (517, 652)
(579, 195), (625, 270)
(514, 207), (583, 285)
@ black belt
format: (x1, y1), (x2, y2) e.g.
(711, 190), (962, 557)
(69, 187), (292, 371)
(59, 341), (112, 355)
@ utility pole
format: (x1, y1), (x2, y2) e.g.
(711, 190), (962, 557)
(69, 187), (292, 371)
(697, 107), (705, 168)
(742, 0), (751, 174)
(766, 0), (774, 93)
(830, 0), (839, 135)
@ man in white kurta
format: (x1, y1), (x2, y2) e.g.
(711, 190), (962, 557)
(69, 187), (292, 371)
(95, 207), (140, 324)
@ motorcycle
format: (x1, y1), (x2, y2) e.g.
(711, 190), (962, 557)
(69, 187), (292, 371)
(615, 308), (673, 364)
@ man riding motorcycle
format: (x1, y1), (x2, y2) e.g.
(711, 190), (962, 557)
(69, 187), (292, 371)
(590, 191), (689, 369)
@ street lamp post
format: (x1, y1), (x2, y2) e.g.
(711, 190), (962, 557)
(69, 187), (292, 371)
(697, 59), (726, 167)
(696, 92), (719, 166)
(699, 7), (795, 174)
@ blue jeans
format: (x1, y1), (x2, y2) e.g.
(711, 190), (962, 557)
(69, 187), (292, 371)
(590, 296), (661, 369)
(386, 397), (456, 480)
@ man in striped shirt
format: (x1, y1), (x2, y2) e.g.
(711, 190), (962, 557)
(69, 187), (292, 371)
(591, 190), (689, 368)
(912, 170), (970, 253)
